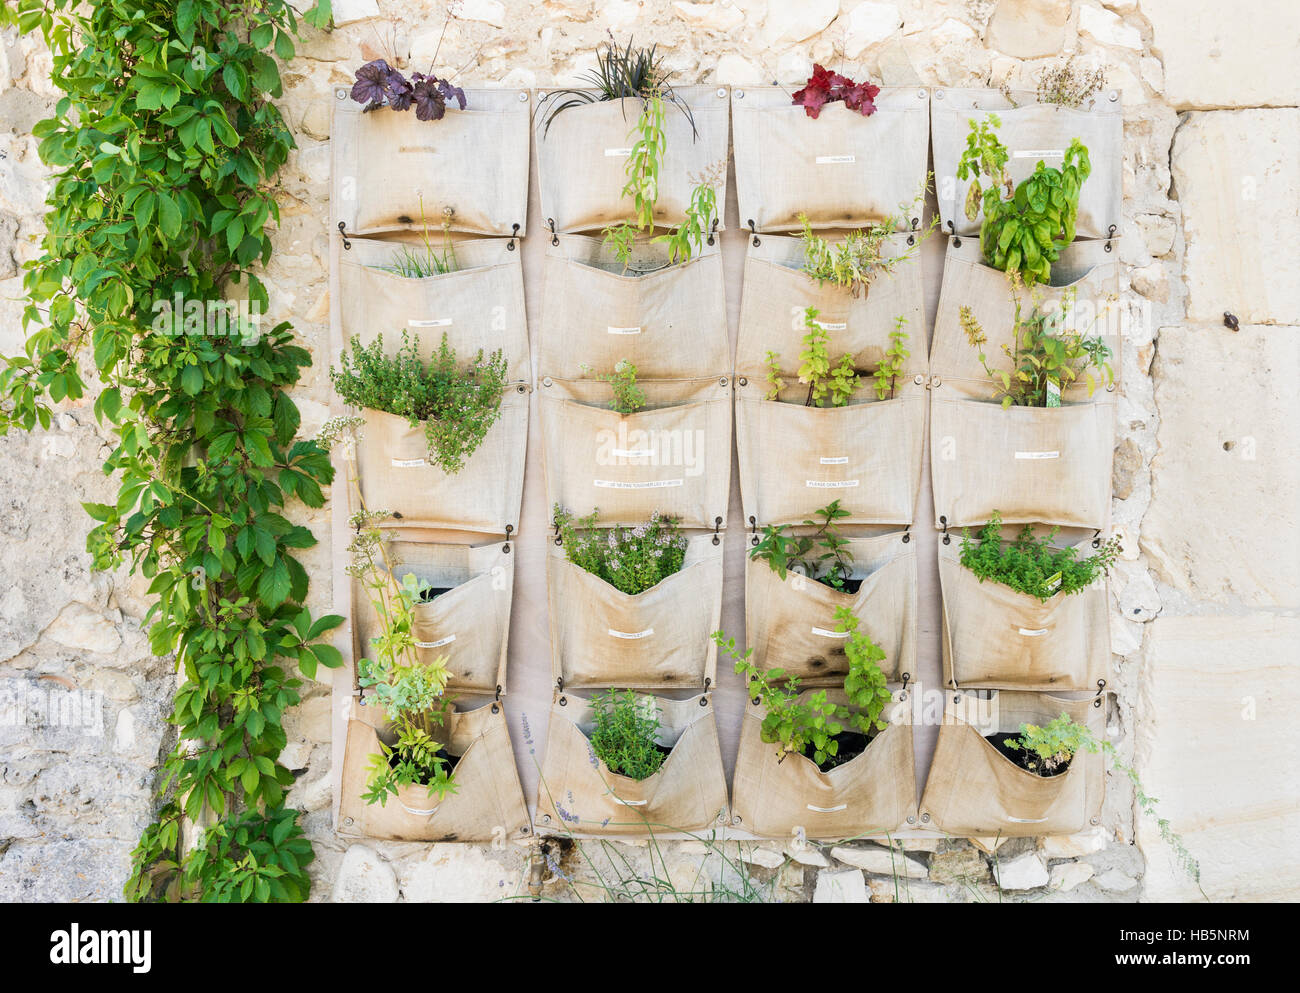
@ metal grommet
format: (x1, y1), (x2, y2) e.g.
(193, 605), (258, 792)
(541, 814), (551, 824)
(932, 375), (942, 388)
(343, 816), (354, 826)
(542, 376), (552, 388)
(716, 87), (727, 99)
(719, 376), (728, 387)
(491, 703), (500, 714)
(920, 813), (931, 824)
(751, 696), (761, 707)
(518, 91), (528, 102)
(913, 374), (924, 386)
(1091, 816), (1100, 825)
(907, 234), (915, 246)
(953, 694), (961, 703)
(558, 695), (567, 706)
(699, 696), (708, 708)
(1106, 381), (1116, 392)
(735, 89), (745, 99)
(520, 825), (530, 834)
(906, 815), (917, 824)
(733, 815), (743, 825)
(335, 88), (348, 100)
(917, 88), (926, 99)
(1108, 90), (1118, 102)
(738, 377), (748, 387)
(934, 90), (944, 100)
(898, 692), (908, 702)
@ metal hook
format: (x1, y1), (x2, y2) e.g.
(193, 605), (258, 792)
(901, 525), (910, 544)
(712, 515), (723, 546)
(1095, 678), (1106, 707)
(553, 517), (562, 546)
(940, 515), (951, 545)
(507, 223), (520, 251)
(548, 218), (558, 247)
(1092, 528), (1102, 549)
(337, 221), (352, 250)
(749, 515), (759, 547)
(707, 217), (718, 246)
(503, 523), (514, 553)
(1104, 223), (1116, 253)
(947, 218), (961, 247)
(748, 219), (760, 247)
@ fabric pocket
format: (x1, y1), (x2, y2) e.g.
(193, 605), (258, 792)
(929, 394), (1115, 530)
(547, 535), (722, 690)
(355, 387), (528, 534)
(938, 538), (1110, 692)
(536, 691), (730, 836)
(735, 388), (924, 527)
(536, 87), (729, 234)
(540, 379), (732, 530)
(332, 91), (530, 237)
(339, 236), (530, 383)
(732, 87), (931, 233)
(919, 691), (1105, 837)
(353, 541), (513, 695)
(338, 700), (530, 842)
(744, 532), (915, 685)
(730, 690), (916, 839)
(928, 235), (1121, 394)
(539, 235), (729, 379)
(931, 89), (1122, 241)
(734, 233), (927, 383)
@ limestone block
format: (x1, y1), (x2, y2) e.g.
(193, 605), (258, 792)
(992, 852), (1049, 890)
(813, 868), (869, 902)
(830, 845), (928, 878)
(986, 0), (1070, 58)
(1139, 614), (1300, 901)
(332, 844), (399, 902)
(402, 844), (522, 901)
(1077, 4), (1143, 50)
(842, 2), (903, 58)
(762, 0), (839, 47)
(1141, 0), (1300, 109)
(1144, 326), (1300, 606)
(1171, 110), (1300, 325)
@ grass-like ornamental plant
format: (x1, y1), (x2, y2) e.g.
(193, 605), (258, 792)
(798, 177), (936, 298)
(555, 505), (688, 595)
(541, 35), (697, 136)
(330, 330), (507, 473)
(960, 512), (1121, 601)
(962, 276), (1114, 408)
(378, 197), (458, 278)
(713, 605), (890, 769)
(957, 114), (1091, 285)
(590, 689), (668, 781)
(750, 500), (855, 592)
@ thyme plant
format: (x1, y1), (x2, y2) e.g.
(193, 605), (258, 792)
(554, 506), (688, 595)
(960, 512), (1122, 601)
(590, 690), (667, 781)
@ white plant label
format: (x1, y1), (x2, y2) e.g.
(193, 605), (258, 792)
(391, 458), (427, 468)
(806, 479), (859, 489)
(811, 626), (851, 639)
(1018, 627), (1048, 637)
(606, 325), (642, 335)
(815, 320), (848, 331)
(815, 155), (856, 164)
(415, 634), (456, 649)
(1014, 450), (1060, 460)
(594, 478), (684, 489)
(819, 456), (849, 465)
(610, 448), (655, 458)
(408, 318), (452, 328)
(1013, 149), (1064, 159)
(604, 147), (632, 157)
(608, 628), (654, 640)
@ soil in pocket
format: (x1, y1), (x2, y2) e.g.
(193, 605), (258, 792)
(985, 732), (1072, 778)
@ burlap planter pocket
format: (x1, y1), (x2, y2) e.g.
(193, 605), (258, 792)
(539, 235), (729, 380)
(536, 691), (730, 835)
(929, 394), (1114, 530)
(929, 236), (1121, 394)
(339, 236), (530, 382)
(540, 379), (732, 530)
(931, 88), (1122, 241)
(355, 387), (528, 533)
(744, 532), (915, 685)
(547, 534), (722, 690)
(735, 388), (924, 527)
(353, 541), (513, 695)
(938, 539), (1110, 692)
(332, 90), (530, 237)
(536, 87), (729, 234)
(919, 691), (1104, 837)
(732, 87), (930, 233)
(734, 233), (926, 383)
(339, 700), (530, 842)
(730, 691), (916, 839)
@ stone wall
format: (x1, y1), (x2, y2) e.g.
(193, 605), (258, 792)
(1, 0), (1295, 903)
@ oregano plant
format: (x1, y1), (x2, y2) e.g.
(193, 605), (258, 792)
(0, 0), (341, 903)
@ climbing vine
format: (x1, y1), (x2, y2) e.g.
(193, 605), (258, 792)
(0, 0), (338, 901)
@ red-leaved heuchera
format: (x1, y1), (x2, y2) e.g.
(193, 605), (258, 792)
(791, 65), (881, 119)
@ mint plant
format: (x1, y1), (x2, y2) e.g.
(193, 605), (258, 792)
(750, 500), (855, 591)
